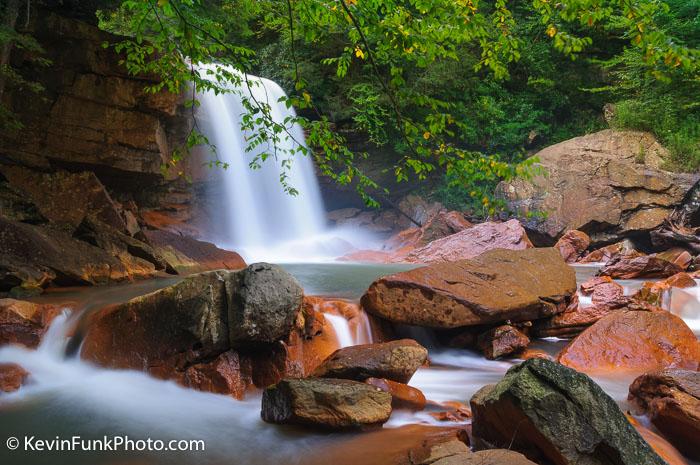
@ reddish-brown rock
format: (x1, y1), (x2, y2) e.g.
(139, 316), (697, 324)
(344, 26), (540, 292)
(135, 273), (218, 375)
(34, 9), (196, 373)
(555, 230), (591, 263)
(183, 351), (253, 400)
(628, 370), (700, 460)
(627, 416), (690, 465)
(362, 248), (576, 328)
(533, 297), (615, 338)
(0, 166), (126, 234)
(634, 272), (697, 306)
(405, 219), (532, 263)
(365, 377), (426, 411)
(558, 311), (700, 375)
(0, 298), (62, 348)
(312, 339), (428, 383)
(0, 363), (29, 393)
(477, 325), (530, 359)
(656, 248), (693, 270)
(142, 229), (246, 273)
(599, 254), (683, 279)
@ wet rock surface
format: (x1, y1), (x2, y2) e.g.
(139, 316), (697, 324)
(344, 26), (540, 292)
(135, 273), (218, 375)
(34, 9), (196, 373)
(362, 248), (576, 328)
(312, 339), (428, 383)
(0, 363), (29, 393)
(470, 358), (667, 465)
(476, 325), (530, 360)
(0, 298), (62, 348)
(555, 230), (591, 263)
(628, 370), (700, 459)
(261, 378), (392, 429)
(558, 310), (700, 374)
(364, 377), (427, 411)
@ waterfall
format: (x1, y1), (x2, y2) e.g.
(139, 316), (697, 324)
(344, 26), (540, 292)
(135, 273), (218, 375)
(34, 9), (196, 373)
(196, 66), (352, 262)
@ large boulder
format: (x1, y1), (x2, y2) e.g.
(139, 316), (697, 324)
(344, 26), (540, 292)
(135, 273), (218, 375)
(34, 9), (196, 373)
(0, 299), (62, 348)
(498, 130), (699, 244)
(311, 339), (428, 383)
(558, 310), (700, 375)
(81, 264), (303, 375)
(470, 358), (667, 465)
(628, 370), (700, 460)
(405, 219), (532, 263)
(362, 248), (576, 328)
(227, 263), (303, 345)
(261, 378), (392, 429)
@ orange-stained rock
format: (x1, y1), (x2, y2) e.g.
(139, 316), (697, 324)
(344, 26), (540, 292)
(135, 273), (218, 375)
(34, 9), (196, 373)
(0, 298), (62, 348)
(518, 348), (555, 361)
(627, 415), (690, 465)
(362, 248), (576, 328)
(558, 311), (700, 375)
(183, 350), (253, 400)
(555, 230), (591, 263)
(429, 401), (472, 423)
(405, 219), (532, 263)
(628, 370), (700, 460)
(143, 229), (246, 273)
(533, 300), (615, 338)
(656, 248), (693, 270)
(0, 363), (29, 393)
(599, 254), (683, 279)
(580, 276), (616, 294)
(477, 325), (530, 359)
(634, 272), (697, 306)
(365, 377), (426, 411)
(579, 240), (639, 264)
(312, 339), (428, 383)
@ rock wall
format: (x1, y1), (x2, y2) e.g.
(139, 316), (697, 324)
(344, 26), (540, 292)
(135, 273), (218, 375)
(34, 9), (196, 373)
(0, 9), (243, 295)
(498, 130), (699, 246)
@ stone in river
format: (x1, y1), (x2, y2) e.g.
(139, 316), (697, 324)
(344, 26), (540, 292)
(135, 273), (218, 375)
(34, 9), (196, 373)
(362, 248), (576, 328)
(598, 254), (683, 279)
(404, 219), (533, 263)
(0, 363), (29, 393)
(555, 230), (591, 263)
(261, 378), (392, 429)
(628, 369), (700, 460)
(312, 339), (428, 383)
(558, 310), (700, 375)
(476, 325), (530, 359)
(0, 298), (62, 348)
(470, 358), (667, 465)
(364, 377), (426, 411)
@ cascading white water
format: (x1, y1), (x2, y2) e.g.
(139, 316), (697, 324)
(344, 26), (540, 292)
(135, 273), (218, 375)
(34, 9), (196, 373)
(196, 66), (371, 262)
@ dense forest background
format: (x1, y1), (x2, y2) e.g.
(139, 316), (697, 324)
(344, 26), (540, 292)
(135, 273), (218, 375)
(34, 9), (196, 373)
(2, 0), (699, 215)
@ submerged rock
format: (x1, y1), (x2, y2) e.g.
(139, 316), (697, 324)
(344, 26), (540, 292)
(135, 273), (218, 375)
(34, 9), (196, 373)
(558, 310), (700, 374)
(555, 230), (591, 263)
(261, 378), (392, 429)
(0, 363), (29, 393)
(628, 370), (700, 460)
(312, 339), (428, 383)
(0, 298), (62, 348)
(470, 358), (667, 465)
(364, 377), (426, 411)
(362, 248), (576, 328)
(405, 219), (532, 263)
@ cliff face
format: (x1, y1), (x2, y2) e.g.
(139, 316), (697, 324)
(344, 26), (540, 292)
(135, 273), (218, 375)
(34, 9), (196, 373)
(0, 10), (245, 295)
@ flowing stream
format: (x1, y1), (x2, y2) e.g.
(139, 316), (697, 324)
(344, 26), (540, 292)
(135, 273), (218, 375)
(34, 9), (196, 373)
(1, 264), (699, 465)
